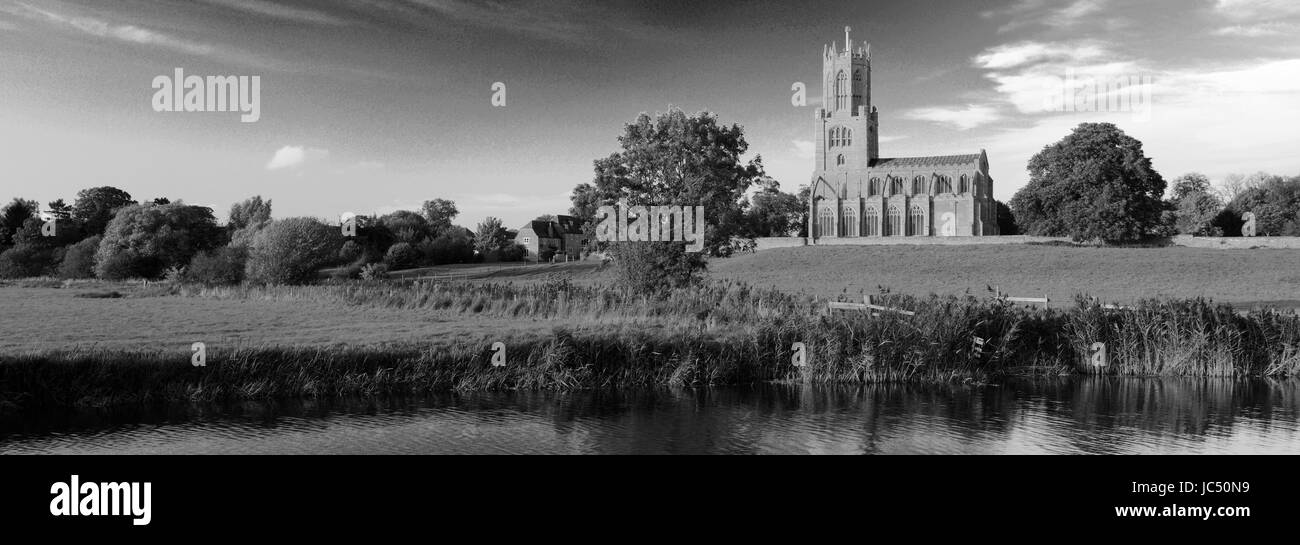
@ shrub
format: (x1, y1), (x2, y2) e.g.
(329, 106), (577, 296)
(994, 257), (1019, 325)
(498, 243), (527, 262)
(538, 247), (557, 262)
(185, 246), (248, 286)
(163, 265), (186, 283)
(245, 217), (342, 285)
(0, 244), (58, 278)
(338, 240), (364, 264)
(360, 262), (389, 280)
(608, 242), (706, 294)
(58, 235), (101, 279)
(384, 242), (421, 270)
(425, 231), (475, 265)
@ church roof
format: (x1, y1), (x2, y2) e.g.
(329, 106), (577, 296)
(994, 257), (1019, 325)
(870, 154), (981, 168)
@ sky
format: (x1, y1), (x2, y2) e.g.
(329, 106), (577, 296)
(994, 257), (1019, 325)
(1, 0), (1299, 229)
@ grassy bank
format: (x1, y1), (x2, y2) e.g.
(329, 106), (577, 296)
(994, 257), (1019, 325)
(2, 278), (1299, 412)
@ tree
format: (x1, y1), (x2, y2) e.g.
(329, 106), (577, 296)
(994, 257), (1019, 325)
(580, 108), (764, 256)
(47, 199), (73, 220)
(244, 217), (342, 284)
(1170, 173), (1211, 203)
(1175, 191), (1224, 236)
(384, 242), (421, 270)
(995, 200), (1019, 236)
(379, 210), (432, 244)
(420, 199), (458, 237)
(1, 198), (39, 248)
(58, 235), (102, 279)
(93, 203), (224, 280)
(1218, 175), (1300, 236)
(474, 216), (511, 256)
(228, 195), (272, 231)
(1008, 123), (1166, 243)
(744, 180), (804, 237)
(534, 214), (557, 222)
(152, 197), (172, 205)
(72, 186), (136, 237)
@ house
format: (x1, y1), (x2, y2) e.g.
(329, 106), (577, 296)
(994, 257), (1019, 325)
(514, 215), (586, 260)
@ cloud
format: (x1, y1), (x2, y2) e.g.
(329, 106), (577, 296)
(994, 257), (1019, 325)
(904, 105), (1003, 130)
(266, 146), (329, 170)
(6, 2), (214, 56)
(974, 41), (1108, 70)
(991, 0), (1112, 33)
(791, 140), (814, 159)
(408, 0), (590, 44)
(1212, 0), (1300, 20)
(197, 0), (351, 26)
(0, 20), (16, 31)
(1212, 22), (1296, 36)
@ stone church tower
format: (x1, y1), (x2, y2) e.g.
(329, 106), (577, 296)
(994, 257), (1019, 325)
(808, 27), (997, 241)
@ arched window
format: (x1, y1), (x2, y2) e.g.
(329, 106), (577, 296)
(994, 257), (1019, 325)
(935, 175), (952, 194)
(886, 206), (903, 236)
(913, 176), (926, 195)
(836, 154), (844, 166)
(840, 206), (859, 237)
(835, 71), (848, 111)
(869, 178), (881, 196)
(818, 207), (836, 237)
(889, 177), (904, 196)
(843, 128), (851, 147)
(854, 70), (862, 82)
(909, 205), (925, 236)
(959, 175), (970, 194)
(864, 208), (879, 236)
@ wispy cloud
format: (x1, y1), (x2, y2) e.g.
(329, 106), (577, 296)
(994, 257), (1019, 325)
(989, 0), (1112, 33)
(197, 0), (351, 26)
(407, 0), (590, 44)
(1212, 0), (1300, 20)
(1212, 22), (1296, 37)
(904, 105), (1003, 130)
(5, 2), (215, 56)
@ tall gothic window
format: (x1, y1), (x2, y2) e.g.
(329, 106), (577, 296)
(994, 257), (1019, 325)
(836, 154), (844, 166)
(835, 71), (848, 111)
(864, 207), (879, 236)
(935, 175), (952, 194)
(909, 205), (925, 236)
(869, 178), (881, 196)
(959, 175), (970, 194)
(887, 206), (903, 236)
(889, 177), (904, 196)
(854, 70), (862, 82)
(840, 206), (859, 237)
(913, 176), (926, 195)
(818, 207), (836, 237)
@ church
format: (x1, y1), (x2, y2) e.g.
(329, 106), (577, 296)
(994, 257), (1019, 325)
(808, 28), (998, 241)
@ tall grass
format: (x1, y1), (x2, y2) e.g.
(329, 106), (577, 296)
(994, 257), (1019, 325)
(2, 277), (1298, 412)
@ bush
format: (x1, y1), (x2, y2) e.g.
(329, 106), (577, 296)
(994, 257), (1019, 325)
(338, 240), (364, 264)
(608, 242), (706, 294)
(538, 247), (557, 262)
(185, 246), (248, 286)
(245, 217), (342, 285)
(93, 203), (223, 279)
(58, 235), (101, 279)
(498, 243), (527, 262)
(360, 262), (389, 280)
(425, 231), (475, 265)
(384, 242), (421, 270)
(0, 244), (58, 278)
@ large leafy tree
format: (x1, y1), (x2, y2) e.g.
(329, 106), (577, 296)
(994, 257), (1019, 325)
(228, 195), (273, 231)
(244, 217), (342, 284)
(1, 198), (39, 248)
(1009, 123), (1166, 243)
(473, 216), (510, 255)
(1218, 175), (1300, 236)
(73, 186), (136, 237)
(576, 108), (763, 255)
(420, 199), (459, 237)
(93, 203), (224, 279)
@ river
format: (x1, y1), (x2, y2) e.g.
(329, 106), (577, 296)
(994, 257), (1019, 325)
(3, 377), (1299, 454)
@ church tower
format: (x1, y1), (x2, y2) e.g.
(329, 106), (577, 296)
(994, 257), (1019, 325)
(815, 26), (878, 173)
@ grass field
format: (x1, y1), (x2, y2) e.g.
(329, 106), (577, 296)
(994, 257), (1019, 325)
(708, 245), (1300, 309)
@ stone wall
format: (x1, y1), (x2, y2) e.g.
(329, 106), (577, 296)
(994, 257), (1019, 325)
(755, 235), (1074, 249)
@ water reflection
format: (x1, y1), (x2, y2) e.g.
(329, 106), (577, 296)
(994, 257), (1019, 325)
(3, 377), (1299, 454)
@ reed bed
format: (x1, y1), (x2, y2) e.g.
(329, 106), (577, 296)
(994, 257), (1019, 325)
(2, 278), (1299, 411)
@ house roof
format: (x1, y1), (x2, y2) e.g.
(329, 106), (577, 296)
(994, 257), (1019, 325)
(555, 215), (584, 235)
(869, 154), (982, 168)
(521, 220), (560, 238)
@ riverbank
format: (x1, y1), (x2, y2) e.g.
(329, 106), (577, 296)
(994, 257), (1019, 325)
(2, 278), (1299, 413)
